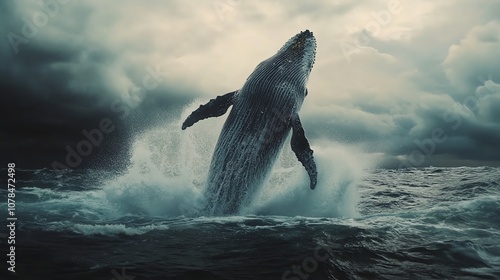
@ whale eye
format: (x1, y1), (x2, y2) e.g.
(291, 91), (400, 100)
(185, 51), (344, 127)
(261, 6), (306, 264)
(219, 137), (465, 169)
(305, 89), (308, 96)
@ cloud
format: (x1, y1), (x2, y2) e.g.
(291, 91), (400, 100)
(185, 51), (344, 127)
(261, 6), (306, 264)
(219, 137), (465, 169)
(1, 0), (500, 169)
(443, 21), (500, 99)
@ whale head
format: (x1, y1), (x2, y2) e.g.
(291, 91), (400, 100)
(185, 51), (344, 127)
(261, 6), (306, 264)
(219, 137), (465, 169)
(247, 30), (317, 94)
(276, 29), (316, 75)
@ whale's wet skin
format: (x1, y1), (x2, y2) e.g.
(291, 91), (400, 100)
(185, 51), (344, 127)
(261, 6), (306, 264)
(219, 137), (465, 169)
(182, 30), (318, 215)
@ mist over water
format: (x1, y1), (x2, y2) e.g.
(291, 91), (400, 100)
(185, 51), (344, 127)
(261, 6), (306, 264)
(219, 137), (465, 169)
(4, 103), (499, 279)
(104, 102), (371, 218)
(6, 101), (371, 240)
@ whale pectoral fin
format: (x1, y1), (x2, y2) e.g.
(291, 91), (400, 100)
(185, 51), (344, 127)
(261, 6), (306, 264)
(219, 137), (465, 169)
(291, 115), (317, 189)
(182, 90), (238, 130)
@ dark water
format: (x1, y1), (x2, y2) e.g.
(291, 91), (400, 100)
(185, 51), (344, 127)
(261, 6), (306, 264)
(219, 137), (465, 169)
(1, 166), (499, 280)
(1, 112), (499, 279)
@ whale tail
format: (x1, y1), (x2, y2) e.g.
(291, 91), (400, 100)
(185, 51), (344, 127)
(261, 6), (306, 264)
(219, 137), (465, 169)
(181, 90), (238, 130)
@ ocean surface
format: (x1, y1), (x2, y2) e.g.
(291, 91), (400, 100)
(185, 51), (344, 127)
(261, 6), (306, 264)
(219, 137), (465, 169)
(1, 116), (499, 279)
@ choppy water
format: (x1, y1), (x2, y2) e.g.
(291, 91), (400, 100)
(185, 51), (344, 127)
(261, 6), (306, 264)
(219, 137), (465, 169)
(1, 111), (499, 279)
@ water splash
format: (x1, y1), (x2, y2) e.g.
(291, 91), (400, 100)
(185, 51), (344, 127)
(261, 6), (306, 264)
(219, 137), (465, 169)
(101, 101), (222, 217)
(104, 102), (372, 218)
(247, 141), (371, 217)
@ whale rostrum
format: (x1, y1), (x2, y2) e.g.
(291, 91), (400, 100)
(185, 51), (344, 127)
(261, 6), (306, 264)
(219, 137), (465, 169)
(182, 30), (317, 215)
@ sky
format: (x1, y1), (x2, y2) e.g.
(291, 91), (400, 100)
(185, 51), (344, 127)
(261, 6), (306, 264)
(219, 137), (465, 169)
(1, 0), (500, 169)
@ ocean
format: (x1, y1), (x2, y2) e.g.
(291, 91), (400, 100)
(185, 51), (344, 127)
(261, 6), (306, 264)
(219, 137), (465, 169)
(1, 115), (499, 279)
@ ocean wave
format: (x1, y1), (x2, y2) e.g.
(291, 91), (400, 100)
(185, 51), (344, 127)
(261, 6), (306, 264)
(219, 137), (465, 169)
(43, 221), (170, 236)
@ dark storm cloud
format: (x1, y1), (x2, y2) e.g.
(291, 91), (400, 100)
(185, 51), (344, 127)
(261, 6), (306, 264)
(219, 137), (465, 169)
(1, 0), (500, 169)
(0, 1), (198, 169)
(302, 2), (500, 167)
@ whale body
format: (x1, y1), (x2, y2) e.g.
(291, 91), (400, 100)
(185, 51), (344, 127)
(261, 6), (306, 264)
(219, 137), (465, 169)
(182, 30), (317, 215)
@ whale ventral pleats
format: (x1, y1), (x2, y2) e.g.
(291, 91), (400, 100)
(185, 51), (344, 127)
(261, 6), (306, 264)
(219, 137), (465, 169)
(181, 30), (317, 215)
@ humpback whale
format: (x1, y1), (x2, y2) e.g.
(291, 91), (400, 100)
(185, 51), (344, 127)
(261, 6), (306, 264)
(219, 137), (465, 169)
(182, 30), (317, 215)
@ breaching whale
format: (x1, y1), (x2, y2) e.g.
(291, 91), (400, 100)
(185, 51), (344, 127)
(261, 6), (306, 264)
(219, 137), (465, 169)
(182, 30), (317, 215)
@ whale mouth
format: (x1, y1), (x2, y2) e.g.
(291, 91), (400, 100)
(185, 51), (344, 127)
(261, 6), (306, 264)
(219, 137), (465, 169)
(292, 30), (314, 50)
(277, 30), (317, 71)
(279, 30), (316, 53)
